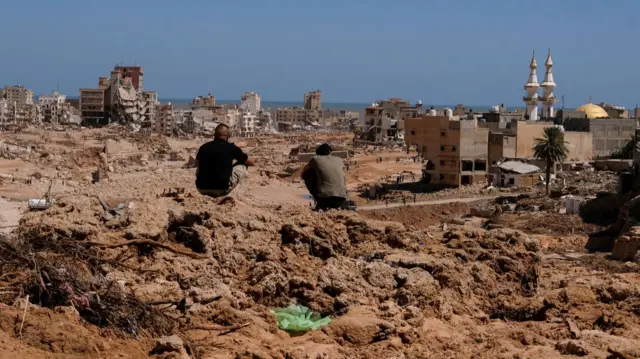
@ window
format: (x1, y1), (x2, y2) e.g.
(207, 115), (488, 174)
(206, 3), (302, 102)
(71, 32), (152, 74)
(451, 146), (456, 152)
(439, 174), (444, 180)
(410, 130), (416, 135)
(440, 131), (446, 137)
(440, 145), (445, 151)
(439, 160), (445, 166)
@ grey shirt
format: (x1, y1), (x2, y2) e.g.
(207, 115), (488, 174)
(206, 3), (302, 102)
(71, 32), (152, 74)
(308, 155), (347, 198)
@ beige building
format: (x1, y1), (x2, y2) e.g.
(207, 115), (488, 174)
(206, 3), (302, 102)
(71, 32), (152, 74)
(405, 116), (488, 186)
(304, 90), (322, 111)
(598, 102), (629, 119)
(488, 119), (593, 165)
(276, 107), (322, 130)
(192, 94), (216, 108)
(154, 104), (175, 135)
(2, 85), (34, 106)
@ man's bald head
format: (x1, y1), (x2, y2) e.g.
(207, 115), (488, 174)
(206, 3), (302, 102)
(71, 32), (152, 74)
(214, 124), (230, 141)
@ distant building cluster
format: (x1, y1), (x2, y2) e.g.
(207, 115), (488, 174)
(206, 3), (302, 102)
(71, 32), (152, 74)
(79, 65), (157, 126)
(402, 49), (639, 187)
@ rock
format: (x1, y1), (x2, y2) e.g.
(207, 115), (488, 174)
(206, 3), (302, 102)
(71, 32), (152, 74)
(524, 237), (541, 252)
(154, 335), (184, 353)
(362, 262), (397, 290)
(612, 233), (640, 261)
(555, 339), (589, 356)
(558, 286), (597, 305)
(395, 268), (440, 307)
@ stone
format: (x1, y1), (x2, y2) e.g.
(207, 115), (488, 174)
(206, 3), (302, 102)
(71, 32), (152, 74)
(555, 339), (589, 356)
(154, 335), (184, 353)
(524, 237), (542, 252)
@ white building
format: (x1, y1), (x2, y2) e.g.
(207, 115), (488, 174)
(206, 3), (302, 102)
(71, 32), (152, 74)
(38, 91), (66, 108)
(540, 49), (557, 119)
(240, 91), (261, 114)
(0, 98), (7, 124)
(2, 85), (34, 106)
(523, 51), (540, 121)
(238, 112), (257, 137)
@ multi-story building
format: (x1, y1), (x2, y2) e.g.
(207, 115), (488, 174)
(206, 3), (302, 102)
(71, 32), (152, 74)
(240, 91), (261, 114)
(0, 97), (7, 124)
(38, 91), (67, 123)
(192, 94), (216, 108)
(304, 90), (322, 111)
(238, 112), (257, 137)
(80, 87), (106, 126)
(256, 110), (275, 132)
(597, 102), (629, 119)
(404, 116), (489, 186)
(361, 98), (422, 142)
(276, 107), (322, 130)
(154, 104), (175, 135)
(2, 85), (34, 106)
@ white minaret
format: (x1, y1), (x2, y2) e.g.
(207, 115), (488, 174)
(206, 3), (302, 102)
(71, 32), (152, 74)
(523, 50), (539, 120)
(540, 49), (557, 119)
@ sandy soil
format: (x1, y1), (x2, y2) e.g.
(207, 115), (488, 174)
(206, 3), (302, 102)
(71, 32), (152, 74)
(0, 127), (638, 359)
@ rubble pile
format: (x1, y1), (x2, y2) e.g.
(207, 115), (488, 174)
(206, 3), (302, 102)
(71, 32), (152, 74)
(0, 170), (638, 358)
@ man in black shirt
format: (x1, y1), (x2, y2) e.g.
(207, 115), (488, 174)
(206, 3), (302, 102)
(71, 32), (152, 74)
(195, 124), (255, 198)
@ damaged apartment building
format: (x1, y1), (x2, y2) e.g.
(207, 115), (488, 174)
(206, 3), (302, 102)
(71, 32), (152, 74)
(38, 91), (75, 124)
(0, 85), (41, 126)
(360, 98), (423, 143)
(404, 115), (488, 187)
(276, 90), (323, 131)
(79, 66), (157, 126)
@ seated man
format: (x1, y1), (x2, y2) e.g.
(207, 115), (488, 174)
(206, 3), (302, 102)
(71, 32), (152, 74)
(195, 124), (255, 198)
(302, 143), (347, 211)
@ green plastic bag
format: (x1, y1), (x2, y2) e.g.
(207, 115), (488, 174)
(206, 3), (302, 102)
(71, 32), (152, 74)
(270, 305), (331, 332)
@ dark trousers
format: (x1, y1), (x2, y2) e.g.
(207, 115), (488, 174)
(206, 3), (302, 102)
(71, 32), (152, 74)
(303, 169), (345, 211)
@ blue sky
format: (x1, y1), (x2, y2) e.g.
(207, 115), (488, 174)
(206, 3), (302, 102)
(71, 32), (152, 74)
(1, 0), (639, 107)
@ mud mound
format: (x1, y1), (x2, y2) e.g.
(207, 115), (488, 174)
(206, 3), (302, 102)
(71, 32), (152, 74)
(2, 171), (640, 358)
(360, 202), (470, 228)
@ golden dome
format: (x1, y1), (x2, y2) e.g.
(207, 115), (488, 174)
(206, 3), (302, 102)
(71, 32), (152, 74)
(575, 99), (609, 119)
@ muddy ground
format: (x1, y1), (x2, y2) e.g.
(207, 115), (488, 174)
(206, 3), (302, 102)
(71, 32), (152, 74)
(0, 128), (638, 359)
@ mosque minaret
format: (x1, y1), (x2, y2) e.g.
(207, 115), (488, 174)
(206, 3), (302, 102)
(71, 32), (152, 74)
(540, 49), (557, 119)
(523, 51), (540, 120)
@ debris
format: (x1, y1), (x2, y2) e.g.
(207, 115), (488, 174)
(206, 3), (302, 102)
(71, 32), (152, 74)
(270, 305), (332, 332)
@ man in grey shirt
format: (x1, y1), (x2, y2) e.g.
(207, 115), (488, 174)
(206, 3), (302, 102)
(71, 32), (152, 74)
(302, 144), (347, 211)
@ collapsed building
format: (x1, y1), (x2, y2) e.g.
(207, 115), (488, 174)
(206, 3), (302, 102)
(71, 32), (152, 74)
(359, 98), (423, 143)
(0, 85), (41, 127)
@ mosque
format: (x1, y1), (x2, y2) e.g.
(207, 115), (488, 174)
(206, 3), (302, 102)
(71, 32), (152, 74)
(523, 50), (610, 120)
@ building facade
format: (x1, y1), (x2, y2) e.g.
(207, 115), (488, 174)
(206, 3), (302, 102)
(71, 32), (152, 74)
(154, 104), (175, 135)
(2, 85), (34, 107)
(361, 98), (422, 142)
(80, 87), (106, 126)
(192, 94), (216, 108)
(38, 91), (71, 123)
(240, 91), (261, 114)
(304, 90), (322, 111)
(405, 116), (489, 186)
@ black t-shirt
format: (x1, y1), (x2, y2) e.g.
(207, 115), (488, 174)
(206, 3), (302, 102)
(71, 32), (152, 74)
(195, 139), (248, 190)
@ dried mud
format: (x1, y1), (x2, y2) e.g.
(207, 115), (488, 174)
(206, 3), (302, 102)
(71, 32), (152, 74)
(0, 129), (639, 358)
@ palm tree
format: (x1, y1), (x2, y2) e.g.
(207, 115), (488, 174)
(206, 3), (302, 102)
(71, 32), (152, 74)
(533, 126), (569, 195)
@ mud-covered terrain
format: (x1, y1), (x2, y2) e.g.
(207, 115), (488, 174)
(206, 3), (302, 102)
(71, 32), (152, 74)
(0, 129), (638, 358)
